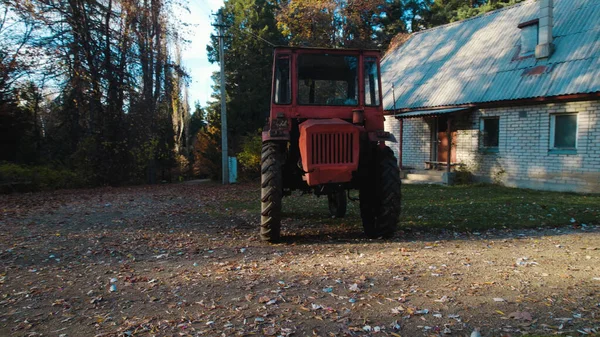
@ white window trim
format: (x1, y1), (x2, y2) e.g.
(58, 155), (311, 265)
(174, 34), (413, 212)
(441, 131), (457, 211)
(479, 117), (500, 150)
(549, 113), (578, 150)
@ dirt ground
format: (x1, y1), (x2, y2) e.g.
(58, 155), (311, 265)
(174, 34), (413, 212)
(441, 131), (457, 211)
(0, 183), (598, 337)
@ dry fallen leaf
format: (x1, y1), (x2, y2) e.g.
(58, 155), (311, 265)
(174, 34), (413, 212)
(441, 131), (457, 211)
(509, 311), (533, 321)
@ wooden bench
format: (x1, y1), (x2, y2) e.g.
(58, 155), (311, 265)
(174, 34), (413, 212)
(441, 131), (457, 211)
(424, 161), (465, 170)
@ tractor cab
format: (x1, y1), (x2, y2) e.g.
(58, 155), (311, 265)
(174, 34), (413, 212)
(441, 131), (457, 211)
(266, 47), (384, 130)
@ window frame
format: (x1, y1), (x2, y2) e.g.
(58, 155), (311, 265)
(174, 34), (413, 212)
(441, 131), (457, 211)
(549, 113), (578, 153)
(364, 57), (380, 107)
(273, 54), (291, 105)
(479, 117), (500, 152)
(519, 24), (538, 57)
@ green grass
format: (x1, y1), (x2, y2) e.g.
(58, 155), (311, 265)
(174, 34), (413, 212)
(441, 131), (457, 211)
(401, 184), (599, 231)
(216, 183), (600, 231)
(0, 163), (87, 193)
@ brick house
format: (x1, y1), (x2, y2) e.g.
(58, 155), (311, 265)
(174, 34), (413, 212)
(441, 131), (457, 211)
(381, 0), (600, 193)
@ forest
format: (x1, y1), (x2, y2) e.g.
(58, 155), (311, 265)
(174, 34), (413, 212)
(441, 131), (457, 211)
(0, 0), (521, 190)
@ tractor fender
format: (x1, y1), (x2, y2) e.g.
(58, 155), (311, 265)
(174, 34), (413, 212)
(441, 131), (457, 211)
(262, 130), (290, 142)
(368, 131), (397, 143)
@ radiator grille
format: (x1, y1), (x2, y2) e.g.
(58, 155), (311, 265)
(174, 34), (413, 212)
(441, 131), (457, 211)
(310, 132), (355, 165)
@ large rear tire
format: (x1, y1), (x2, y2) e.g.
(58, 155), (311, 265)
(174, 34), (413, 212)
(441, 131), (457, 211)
(360, 146), (401, 238)
(260, 142), (283, 242)
(327, 190), (347, 218)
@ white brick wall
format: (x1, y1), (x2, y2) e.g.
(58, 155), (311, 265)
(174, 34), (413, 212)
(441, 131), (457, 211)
(387, 100), (600, 193)
(384, 117), (402, 162)
(385, 116), (432, 169)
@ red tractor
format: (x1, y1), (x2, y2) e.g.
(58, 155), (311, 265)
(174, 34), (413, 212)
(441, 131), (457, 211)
(261, 47), (401, 242)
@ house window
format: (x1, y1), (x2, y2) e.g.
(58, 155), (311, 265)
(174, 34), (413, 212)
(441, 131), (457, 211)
(480, 117), (499, 150)
(550, 113), (577, 150)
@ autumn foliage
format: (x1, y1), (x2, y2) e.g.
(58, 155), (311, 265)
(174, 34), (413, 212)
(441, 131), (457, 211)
(193, 126), (222, 180)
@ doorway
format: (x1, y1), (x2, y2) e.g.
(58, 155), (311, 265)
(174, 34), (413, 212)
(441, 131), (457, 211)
(434, 116), (456, 165)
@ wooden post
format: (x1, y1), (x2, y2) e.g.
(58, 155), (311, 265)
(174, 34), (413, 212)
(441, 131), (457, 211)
(446, 117), (451, 173)
(217, 13), (229, 184)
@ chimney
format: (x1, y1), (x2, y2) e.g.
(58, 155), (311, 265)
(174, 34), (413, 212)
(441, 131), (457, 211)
(535, 0), (554, 59)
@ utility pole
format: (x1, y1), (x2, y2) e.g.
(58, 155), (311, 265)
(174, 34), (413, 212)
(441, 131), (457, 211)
(216, 13), (229, 184)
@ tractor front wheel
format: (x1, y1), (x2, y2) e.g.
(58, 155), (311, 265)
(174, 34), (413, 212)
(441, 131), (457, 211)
(260, 141), (283, 242)
(359, 146), (401, 238)
(327, 190), (347, 218)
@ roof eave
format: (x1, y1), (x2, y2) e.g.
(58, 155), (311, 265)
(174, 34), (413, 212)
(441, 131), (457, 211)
(384, 92), (600, 116)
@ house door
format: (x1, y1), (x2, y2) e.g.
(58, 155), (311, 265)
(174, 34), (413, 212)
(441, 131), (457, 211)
(436, 116), (457, 163)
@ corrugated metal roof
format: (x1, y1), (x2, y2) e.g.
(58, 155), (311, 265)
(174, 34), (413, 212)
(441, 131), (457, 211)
(381, 0), (600, 111)
(395, 107), (470, 119)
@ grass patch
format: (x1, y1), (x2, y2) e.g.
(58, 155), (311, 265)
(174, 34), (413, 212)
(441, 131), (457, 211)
(220, 198), (260, 214)
(0, 163), (87, 193)
(216, 190), (358, 223)
(281, 192), (361, 225)
(213, 183), (600, 231)
(401, 184), (600, 231)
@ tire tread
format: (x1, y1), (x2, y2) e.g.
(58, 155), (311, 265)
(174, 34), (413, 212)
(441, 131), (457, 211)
(260, 142), (283, 241)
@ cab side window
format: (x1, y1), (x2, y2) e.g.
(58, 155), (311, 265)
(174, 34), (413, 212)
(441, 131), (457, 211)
(274, 55), (291, 104)
(364, 57), (380, 106)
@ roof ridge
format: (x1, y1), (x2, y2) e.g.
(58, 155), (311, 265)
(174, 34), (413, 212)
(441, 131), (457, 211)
(411, 0), (534, 37)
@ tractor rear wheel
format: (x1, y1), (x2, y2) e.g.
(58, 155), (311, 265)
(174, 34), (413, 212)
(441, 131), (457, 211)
(260, 141), (283, 242)
(359, 146), (401, 238)
(327, 190), (347, 218)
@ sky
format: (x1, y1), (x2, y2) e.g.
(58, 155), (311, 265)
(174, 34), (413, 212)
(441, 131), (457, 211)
(179, 0), (224, 110)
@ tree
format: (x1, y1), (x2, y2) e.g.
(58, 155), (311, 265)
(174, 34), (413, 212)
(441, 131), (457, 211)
(374, 0), (430, 48)
(1, 0), (191, 185)
(0, 2), (39, 101)
(0, 84), (41, 163)
(188, 102), (207, 143)
(276, 0), (388, 49)
(425, 0), (523, 26)
(276, 0), (339, 47)
(206, 0), (284, 155)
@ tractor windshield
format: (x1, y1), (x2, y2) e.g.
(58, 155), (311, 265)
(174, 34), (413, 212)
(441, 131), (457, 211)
(297, 54), (358, 106)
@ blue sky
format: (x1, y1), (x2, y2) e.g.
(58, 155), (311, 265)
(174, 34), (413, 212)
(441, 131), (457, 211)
(179, 0), (224, 109)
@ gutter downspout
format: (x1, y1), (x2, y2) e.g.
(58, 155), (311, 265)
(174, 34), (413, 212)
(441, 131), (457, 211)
(392, 83), (402, 171)
(399, 119), (403, 171)
(446, 117), (451, 173)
